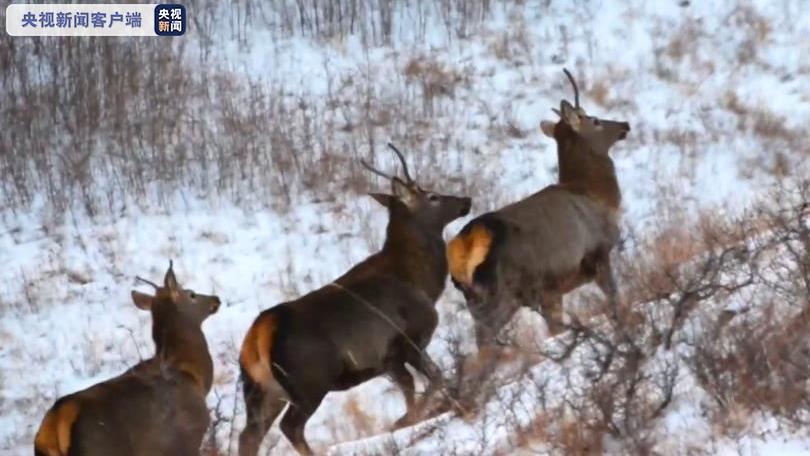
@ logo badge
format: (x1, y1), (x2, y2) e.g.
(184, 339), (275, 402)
(154, 4), (184, 36)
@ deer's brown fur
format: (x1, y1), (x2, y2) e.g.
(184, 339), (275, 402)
(449, 69), (630, 346)
(238, 144), (471, 456)
(33, 262), (220, 456)
(554, 120), (622, 210)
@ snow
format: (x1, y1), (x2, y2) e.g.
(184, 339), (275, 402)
(4, 0), (810, 454)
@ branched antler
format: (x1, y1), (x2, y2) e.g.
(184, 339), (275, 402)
(360, 143), (415, 184)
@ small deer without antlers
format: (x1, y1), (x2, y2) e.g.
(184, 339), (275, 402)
(448, 68), (630, 347)
(34, 261), (221, 456)
(238, 143), (471, 456)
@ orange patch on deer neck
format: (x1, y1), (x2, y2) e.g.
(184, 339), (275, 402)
(447, 224), (493, 286)
(240, 313), (278, 388)
(34, 399), (80, 456)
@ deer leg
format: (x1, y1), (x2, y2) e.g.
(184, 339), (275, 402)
(466, 293), (496, 349)
(389, 362), (417, 429)
(404, 346), (467, 421)
(473, 320), (498, 349)
(279, 395), (323, 456)
(539, 294), (565, 337)
(595, 254), (620, 322)
(239, 379), (288, 456)
(405, 349), (442, 398)
(473, 312), (517, 349)
(469, 292), (521, 350)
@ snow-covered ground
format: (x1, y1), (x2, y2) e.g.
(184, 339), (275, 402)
(3, 0), (810, 454)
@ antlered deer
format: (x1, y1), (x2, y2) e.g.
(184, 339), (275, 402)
(34, 261), (220, 456)
(238, 144), (471, 456)
(447, 69), (630, 347)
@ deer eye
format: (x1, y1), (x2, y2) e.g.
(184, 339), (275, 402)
(593, 118), (601, 126)
(428, 193), (439, 202)
(188, 291), (197, 299)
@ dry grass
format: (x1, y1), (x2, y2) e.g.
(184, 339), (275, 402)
(342, 394), (380, 437)
(0, 0), (501, 217)
(487, 14), (531, 64)
(403, 55), (469, 116)
(727, 4), (772, 66)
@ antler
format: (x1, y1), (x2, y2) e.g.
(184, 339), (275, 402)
(360, 143), (415, 184)
(562, 68), (580, 108)
(387, 143), (413, 184)
(135, 275), (161, 290)
(135, 260), (176, 291)
(360, 159), (396, 181)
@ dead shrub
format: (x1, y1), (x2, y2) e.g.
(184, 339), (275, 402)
(403, 55), (467, 116)
(687, 182), (810, 431)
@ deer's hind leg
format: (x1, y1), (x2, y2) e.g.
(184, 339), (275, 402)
(594, 251), (620, 322)
(522, 273), (564, 338)
(538, 293), (565, 337)
(239, 376), (288, 456)
(279, 392), (325, 456)
(469, 295), (520, 349)
(389, 362), (417, 429)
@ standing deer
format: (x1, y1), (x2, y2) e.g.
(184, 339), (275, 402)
(34, 261), (221, 456)
(238, 144), (471, 456)
(447, 69), (630, 347)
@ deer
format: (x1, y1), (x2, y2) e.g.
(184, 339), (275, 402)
(237, 144), (471, 456)
(34, 261), (221, 456)
(447, 68), (631, 349)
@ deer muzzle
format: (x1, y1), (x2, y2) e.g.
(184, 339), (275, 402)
(459, 197), (472, 216)
(617, 122), (631, 140)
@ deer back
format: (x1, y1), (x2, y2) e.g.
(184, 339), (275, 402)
(489, 186), (620, 288)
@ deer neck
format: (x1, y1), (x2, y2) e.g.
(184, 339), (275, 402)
(381, 205), (448, 302)
(152, 308), (213, 395)
(555, 128), (621, 209)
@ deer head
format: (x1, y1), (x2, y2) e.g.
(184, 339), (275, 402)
(540, 69), (630, 157)
(131, 260), (220, 332)
(363, 143), (471, 232)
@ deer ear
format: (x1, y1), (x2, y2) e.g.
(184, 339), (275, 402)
(540, 120), (556, 138)
(368, 193), (393, 208)
(560, 100), (581, 130)
(131, 291), (153, 310)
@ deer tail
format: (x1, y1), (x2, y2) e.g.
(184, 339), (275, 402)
(34, 398), (80, 456)
(448, 221), (496, 288)
(239, 311), (279, 390)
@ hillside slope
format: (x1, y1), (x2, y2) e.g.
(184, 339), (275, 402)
(2, 0), (810, 454)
